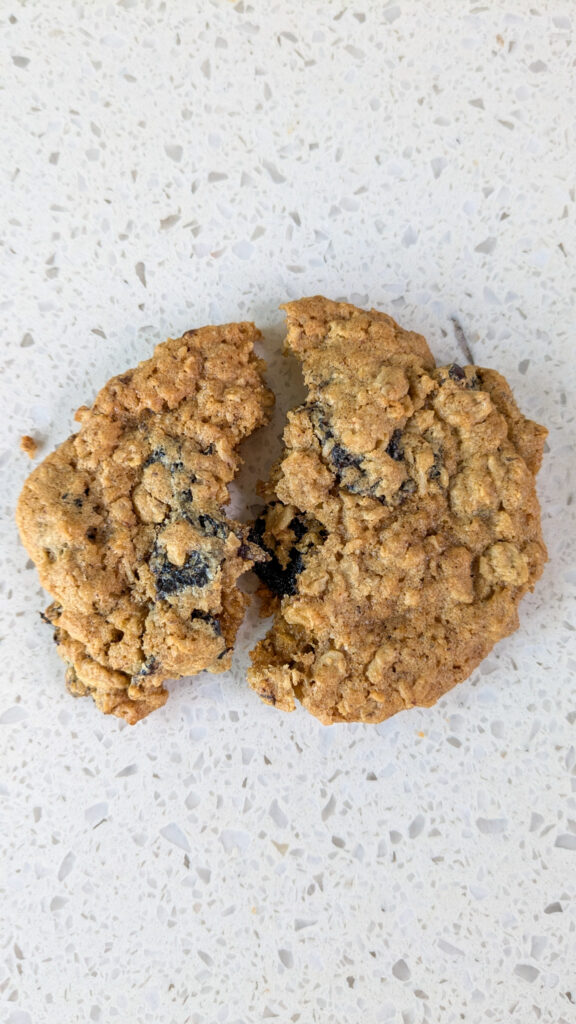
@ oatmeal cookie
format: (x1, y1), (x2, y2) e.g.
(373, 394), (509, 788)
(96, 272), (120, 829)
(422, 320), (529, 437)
(248, 297), (547, 724)
(17, 323), (273, 723)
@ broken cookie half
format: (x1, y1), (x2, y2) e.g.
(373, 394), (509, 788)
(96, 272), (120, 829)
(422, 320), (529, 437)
(17, 322), (273, 723)
(248, 296), (547, 724)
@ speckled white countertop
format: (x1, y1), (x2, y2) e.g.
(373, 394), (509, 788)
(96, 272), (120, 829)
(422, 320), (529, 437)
(1, 3), (575, 1022)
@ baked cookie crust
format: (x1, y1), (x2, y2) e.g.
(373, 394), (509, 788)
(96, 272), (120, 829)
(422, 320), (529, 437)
(17, 323), (273, 723)
(248, 297), (547, 724)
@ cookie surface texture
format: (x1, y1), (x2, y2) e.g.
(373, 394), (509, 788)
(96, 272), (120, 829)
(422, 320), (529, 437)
(17, 323), (273, 723)
(248, 296), (547, 724)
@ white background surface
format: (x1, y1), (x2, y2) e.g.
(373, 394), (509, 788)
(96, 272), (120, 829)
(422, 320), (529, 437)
(1, 2), (575, 1022)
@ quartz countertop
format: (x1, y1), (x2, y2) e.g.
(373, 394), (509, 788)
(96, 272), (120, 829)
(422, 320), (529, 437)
(1, 3), (575, 1022)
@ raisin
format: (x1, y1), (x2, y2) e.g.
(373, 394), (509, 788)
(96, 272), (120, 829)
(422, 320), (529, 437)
(249, 516), (305, 598)
(257, 690), (277, 705)
(310, 404), (379, 491)
(85, 527), (97, 541)
(308, 403), (334, 441)
(191, 609), (222, 635)
(133, 655), (160, 680)
(153, 551), (211, 598)
(199, 514), (229, 540)
(143, 448), (190, 478)
(283, 549), (305, 590)
(397, 478), (417, 502)
(448, 363), (466, 381)
(428, 450), (443, 481)
(143, 447), (166, 468)
(288, 516), (308, 541)
(330, 443), (362, 470)
(386, 429), (404, 462)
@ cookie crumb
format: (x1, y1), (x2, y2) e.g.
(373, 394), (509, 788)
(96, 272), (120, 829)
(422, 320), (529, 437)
(20, 434), (38, 458)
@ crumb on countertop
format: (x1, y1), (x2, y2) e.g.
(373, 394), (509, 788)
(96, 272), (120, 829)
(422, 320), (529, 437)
(20, 435), (39, 458)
